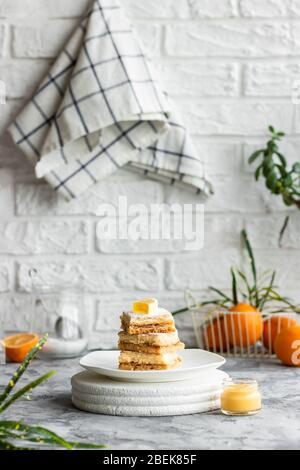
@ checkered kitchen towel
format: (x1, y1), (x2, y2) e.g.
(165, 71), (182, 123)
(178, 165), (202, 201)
(9, 0), (213, 201)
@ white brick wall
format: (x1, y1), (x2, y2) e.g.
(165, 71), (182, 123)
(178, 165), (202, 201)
(0, 0), (299, 349)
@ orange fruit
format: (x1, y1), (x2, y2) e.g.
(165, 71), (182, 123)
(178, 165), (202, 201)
(229, 303), (258, 313)
(204, 318), (228, 351)
(274, 326), (300, 367)
(2, 333), (39, 363)
(226, 304), (263, 347)
(263, 316), (297, 353)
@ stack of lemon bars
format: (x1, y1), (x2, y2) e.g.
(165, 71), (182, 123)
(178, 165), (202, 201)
(118, 299), (185, 370)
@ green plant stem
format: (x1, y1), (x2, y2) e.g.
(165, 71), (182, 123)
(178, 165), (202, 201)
(0, 371), (56, 413)
(0, 334), (49, 405)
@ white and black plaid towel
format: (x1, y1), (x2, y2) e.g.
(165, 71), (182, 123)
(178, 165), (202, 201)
(9, 0), (213, 201)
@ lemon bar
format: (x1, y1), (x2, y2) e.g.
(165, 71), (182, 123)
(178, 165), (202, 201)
(118, 331), (185, 354)
(118, 331), (180, 347)
(119, 351), (182, 371)
(118, 341), (184, 355)
(121, 309), (176, 335)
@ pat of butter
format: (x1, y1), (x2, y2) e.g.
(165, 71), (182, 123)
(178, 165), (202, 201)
(132, 298), (158, 315)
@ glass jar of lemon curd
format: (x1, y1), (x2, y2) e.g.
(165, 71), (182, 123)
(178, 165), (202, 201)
(221, 379), (262, 416)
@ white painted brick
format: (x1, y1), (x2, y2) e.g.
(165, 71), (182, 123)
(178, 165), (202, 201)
(0, 168), (13, 217)
(0, 136), (34, 180)
(244, 215), (287, 249)
(124, 0), (236, 18)
(165, 22), (300, 57)
(16, 177), (164, 216)
(0, 294), (32, 331)
(292, 103), (300, 133)
(244, 63), (300, 97)
(124, 0), (191, 18)
(249, 250), (300, 291)
(240, 0), (300, 18)
(0, 0), (90, 18)
(0, 132), (24, 165)
(134, 23), (162, 58)
(188, 0), (237, 18)
(18, 258), (163, 293)
(96, 222), (184, 254)
(206, 177), (268, 213)
(166, 249), (241, 291)
(0, 260), (11, 292)
(157, 62), (239, 97)
(166, 177), (266, 213)
(0, 221), (89, 255)
(279, 214), (300, 249)
(0, 23), (6, 57)
(204, 215), (243, 249)
(180, 102), (294, 135)
(12, 20), (76, 58)
(0, 100), (23, 135)
(281, 289), (300, 305)
(194, 140), (243, 176)
(0, 60), (50, 99)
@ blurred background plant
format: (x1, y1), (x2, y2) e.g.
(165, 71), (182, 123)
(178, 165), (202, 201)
(0, 335), (106, 450)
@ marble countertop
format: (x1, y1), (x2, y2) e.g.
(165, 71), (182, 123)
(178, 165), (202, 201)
(0, 356), (299, 450)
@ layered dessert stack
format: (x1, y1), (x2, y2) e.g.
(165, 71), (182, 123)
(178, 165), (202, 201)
(118, 299), (185, 370)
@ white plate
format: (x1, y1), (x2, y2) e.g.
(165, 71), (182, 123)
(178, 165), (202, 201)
(79, 349), (226, 383)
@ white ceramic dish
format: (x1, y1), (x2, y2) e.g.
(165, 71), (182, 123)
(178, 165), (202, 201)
(79, 349), (226, 383)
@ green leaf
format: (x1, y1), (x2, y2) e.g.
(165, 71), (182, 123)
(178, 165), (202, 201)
(0, 371), (56, 413)
(241, 230), (259, 307)
(249, 150), (263, 164)
(284, 175), (293, 187)
(275, 152), (287, 168)
(266, 171), (278, 191)
(237, 270), (254, 304)
(277, 131), (286, 137)
(258, 271), (276, 310)
(231, 268), (238, 305)
(268, 125), (275, 134)
(255, 164), (263, 181)
(0, 438), (32, 450)
(0, 421), (106, 450)
(208, 287), (233, 303)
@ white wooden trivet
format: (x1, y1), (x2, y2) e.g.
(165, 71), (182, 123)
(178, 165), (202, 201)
(71, 369), (229, 417)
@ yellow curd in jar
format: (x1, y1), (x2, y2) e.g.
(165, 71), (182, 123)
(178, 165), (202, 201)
(221, 380), (262, 416)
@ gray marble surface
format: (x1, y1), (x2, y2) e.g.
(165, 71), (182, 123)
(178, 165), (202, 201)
(0, 356), (299, 450)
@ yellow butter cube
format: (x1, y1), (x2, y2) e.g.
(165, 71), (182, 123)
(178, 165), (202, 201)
(132, 298), (158, 315)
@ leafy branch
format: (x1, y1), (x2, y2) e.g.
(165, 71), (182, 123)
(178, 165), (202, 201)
(249, 126), (300, 209)
(0, 335), (106, 450)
